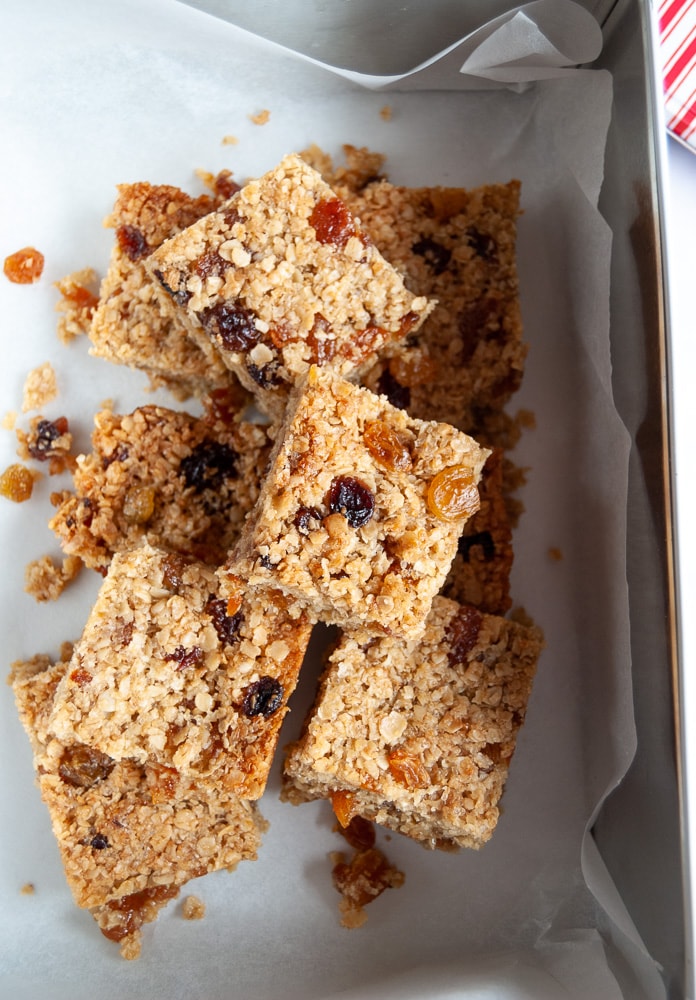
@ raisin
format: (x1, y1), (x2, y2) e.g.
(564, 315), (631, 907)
(102, 445), (129, 469)
(100, 886), (179, 943)
(363, 420), (412, 472)
(309, 197), (357, 248)
(161, 552), (191, 591)
(241, 676), (284, 717)
(307, 314), (337, 364)
(388, 350), (437, 388)
(376, 370), (410, 410)
(458, 530), (495, 562)
(4, 246), (44, 284)
(247, 361), (281, 387)
(153, 268), (191, 306)
(466, 227), (497, 261)
(446, 604), (483, 664)
(213, 170), (241, 201)
(204, 596), (243, 646)
(259, 554), (274, 570)
(90, 833), (109, 850)
(59, 744), (115, 788)
(195, 250), (231, 281)
(0, 464), (34, 502)
(116, 225), (150, 261)
(165, 646), (205, 670)
(180, 440), (238, 492)
(199, 301), (260, 352)
(339, 815), (375, 851)
(69, 668), (92, 686)
(293, 505), (323, 534)
(27, 417), (69, 460)
(326, 476), (374, 528)
(427, 466), (480, 521)
(122, 486), (155, 524)
(149, 764), (179, 805)
(412, 236), (451, 274)
(386, 747), (429, 788)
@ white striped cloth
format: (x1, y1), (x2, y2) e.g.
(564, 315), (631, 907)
(659, 0), (696, 148)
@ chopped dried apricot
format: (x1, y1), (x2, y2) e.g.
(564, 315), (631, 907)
(4, 246), (44, 284)
(386, 747), (429, 789)
(331, 789), (359, 828)
(427, 465), (480, 521)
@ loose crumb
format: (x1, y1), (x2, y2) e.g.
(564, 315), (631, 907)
(548, 546), (563, 562)
(181, 895), (206, 921)
(379, 105), (392, 122)
(59, 640), (75, 662)
(54, 268), (100, 344)
(2, 410), (18, 430)
(22, 362), (58, 413)
(249, 109), (270, 125)
(222, 135), (238, 146)
(119, 934), (142, 961)
(24, 554), (83, 602)
(16, 415), (75, 475)
(331, 846), (404, 928)
(4, 246), (44, 284)
(21, 883), (35, 895)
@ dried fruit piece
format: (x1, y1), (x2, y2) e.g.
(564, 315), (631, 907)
(58, 744), (115, 788)
(204, 596), (243, 646)
(388, 350), (437, 388)
(446, 604), (483, 664)
(376, 369), (410, 410)
(310, 197), (357, 248)
(99, 886), (179, 943)
(199, 301), (261, 352)
(412, 236), (451, 274)
(458, 530), (495, 562)
(293, 505), (323, 534)
(165, 646), (205, 671)
(4, 246), (44, 284)
(363, 420), (412, 472)
(427, 465), (480, 521)
(241, 676), (284, 717)
(386, 746), (429, 789)
(180, 440), (238, 492)
(122, 486), (155, 524)
(116, 225), (150, 261)
(0, 463), (35, 502)
(89, 833), (110, 850)
(331, 789), (359, 828)
(339, 815), (376, 852)
(326, 475), (374, 528)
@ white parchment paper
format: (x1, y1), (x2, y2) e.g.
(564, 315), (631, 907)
(0, 1), (668, 997)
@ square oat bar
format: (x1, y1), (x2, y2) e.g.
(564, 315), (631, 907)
(10, 653), (266, 956)
(223, 367), (490, 639)
(147, 154), (432, 417)
(47, 543), (313, 795)
(49, 398), (272, 572)
(282, 597), (542, 850)
(90, 181), (233, 397)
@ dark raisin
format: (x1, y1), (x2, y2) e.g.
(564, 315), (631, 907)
(339, 815), (376, 851)
(293, 505), (323, 534)
(241, 676), (284, 718)
(259, 553), (274, 570)
(376, 369), (410, 410)
(412, 237), (451, 275)
(116, 225), (151, 261)
(205, 596), (243, 646)
(326, 475), (374, 528)
(195, 250), (231, 280)
(101, 445), (129, 469)
(59, 744), (115, 788)
(458, 530), (495, 562)
(247, 362), (282, 387)
(198, 302), (260, 352)
(309, 197), (357, 248)
(28, 417), (69, 460)
(466, 227), (497, 261)
(165, 646), (205, 670)
(153, 268), (191, 306)
(213, 172), (242, 201)
(161, 552), (191, 592)
(180, 440), (238, 492)
(90, 833), (110, 850)
(445, 605), (482, 665)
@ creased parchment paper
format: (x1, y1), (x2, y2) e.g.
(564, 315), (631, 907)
(0, 1), (667, 997)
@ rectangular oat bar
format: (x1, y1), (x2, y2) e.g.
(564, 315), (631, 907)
(10, 652), (266, 957)
(147, 154), (433, 417)
(282, 596), (542, 850)
(223, 367), (490, 639)
(49, 397), (272, 571)
(47, 542), (313, 796)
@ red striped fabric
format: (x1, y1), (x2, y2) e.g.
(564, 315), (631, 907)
(659, 0), (696, 147)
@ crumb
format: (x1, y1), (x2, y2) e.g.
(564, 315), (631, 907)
(181, 895), (206, 920)
(21, 883), (35, 895)
(379, 105), (392, 121)
(249, 109), (270, 125)
(3, 410), (18, 430)
(195, 168), (216, 190)
(0, 463), (38, 503)
(331, 847), (404, 928)
(24, 554), (83, 602)
(54, 268), (99, 344)
(99, 398), (114, 412)
(4, 247), (44, 284)
(119, 934), (142, 961)
(222, 135), (238, 146)
(516, 408), (536, 430)
(16, 415), (74, 475)
(59, 640), (75, 662)
(22, 362), (58, 413)
(548, 546), (563, 562)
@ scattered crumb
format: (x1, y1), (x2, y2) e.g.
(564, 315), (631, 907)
(249, 109), (270, 125)
(7, 653), (52, 686)
(0, 463), (39, 503)
(195, 168), (216, 190)
(59, 640), (75, 662)
(222, 135), (238, 146)
(3, 410), (18, 431)
(21, 883), (35, 895)
(119, 934), (142, 961)
(548, 546), (563, 562)
(99, 398), (114, 412)
(332, 846), (404, 928)
(16, 415), (75, 475)
(379, 105), (392, 122)
(22, 362), (58, 413)
(181, 895), (206, 921)
(3, 246), (44, 284)
(516, 408), (537, 430)
(24, 554), (83, 602)
(54, 268), (100, 344)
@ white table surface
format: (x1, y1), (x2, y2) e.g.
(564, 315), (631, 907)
(664, 135), (696, 980)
